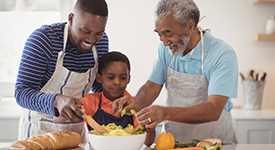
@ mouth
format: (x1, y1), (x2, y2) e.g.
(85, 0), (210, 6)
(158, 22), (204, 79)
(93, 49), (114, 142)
(81, 41), (93, 50)
(169, 43), (178, 52)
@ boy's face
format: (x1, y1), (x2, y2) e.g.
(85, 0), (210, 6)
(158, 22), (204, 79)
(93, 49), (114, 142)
(96, 61), (130, 101)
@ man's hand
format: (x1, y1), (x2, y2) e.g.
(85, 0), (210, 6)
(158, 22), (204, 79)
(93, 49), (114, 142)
(112, 96), (140, 116)
(137, 105), (166, 130)
(53, 95), (84, 123)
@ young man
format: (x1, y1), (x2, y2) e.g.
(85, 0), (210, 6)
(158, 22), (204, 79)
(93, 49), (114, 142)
(15, 0), (108, 141)
(112, 0), (238, 144)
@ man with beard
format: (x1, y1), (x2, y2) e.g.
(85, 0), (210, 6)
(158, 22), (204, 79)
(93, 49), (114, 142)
(15, 0), (108, 142)
(112, 0), (238, 144)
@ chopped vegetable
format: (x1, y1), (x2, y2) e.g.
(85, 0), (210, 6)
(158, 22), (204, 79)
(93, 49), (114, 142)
(89, 123), (144, 136)
(121, 109), (126, 117)
(130, 109), (144, 130)
(202, 143), (222, 150)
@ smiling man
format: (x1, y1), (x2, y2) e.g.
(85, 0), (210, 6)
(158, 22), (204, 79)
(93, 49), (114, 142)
(112, 0), (239, 144)
(15, 0), (108, 142)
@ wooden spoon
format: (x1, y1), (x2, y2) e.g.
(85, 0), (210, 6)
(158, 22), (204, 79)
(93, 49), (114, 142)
(129, 125), (141, 134)
(80, 109), (107, 134)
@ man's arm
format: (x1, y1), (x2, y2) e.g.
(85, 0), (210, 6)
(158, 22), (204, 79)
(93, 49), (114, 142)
(135, 80), (163, 110)
(15, 28), (58, 116)
(137, 95), (228, 129)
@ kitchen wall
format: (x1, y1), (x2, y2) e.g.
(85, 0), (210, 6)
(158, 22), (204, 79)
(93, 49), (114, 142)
(105, 0), (275, 109)
(0, 0), (275, 109)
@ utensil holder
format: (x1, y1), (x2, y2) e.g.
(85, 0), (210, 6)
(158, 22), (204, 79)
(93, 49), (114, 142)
(242, 80), (265, 110)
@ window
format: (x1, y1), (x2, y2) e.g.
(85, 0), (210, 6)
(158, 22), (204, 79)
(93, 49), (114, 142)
(0, 0), (75, 98)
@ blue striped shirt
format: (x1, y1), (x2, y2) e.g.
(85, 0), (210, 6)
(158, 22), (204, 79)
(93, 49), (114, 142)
(15, 22), (109, 116)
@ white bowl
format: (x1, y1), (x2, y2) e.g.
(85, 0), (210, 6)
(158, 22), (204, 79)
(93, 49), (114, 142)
(88, 132), (146, 150)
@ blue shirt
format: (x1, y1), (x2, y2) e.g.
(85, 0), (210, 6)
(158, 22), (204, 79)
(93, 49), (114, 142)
(149, 30), (238, 112)
(15, 22), (109, 116)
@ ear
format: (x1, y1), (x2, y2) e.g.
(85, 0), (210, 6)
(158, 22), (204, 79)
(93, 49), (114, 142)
(68, 13), (74, 26)
(96, 73), (102, 83)
(186, 19), (195, 35)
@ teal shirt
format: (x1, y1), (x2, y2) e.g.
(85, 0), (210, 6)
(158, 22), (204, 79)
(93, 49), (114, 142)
(149, 29), (239, 112)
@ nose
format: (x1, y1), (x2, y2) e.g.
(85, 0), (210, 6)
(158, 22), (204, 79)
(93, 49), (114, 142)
(113, 78), (121, 85)
(160, 36), (171, 47)
(87, 34), (97, 44)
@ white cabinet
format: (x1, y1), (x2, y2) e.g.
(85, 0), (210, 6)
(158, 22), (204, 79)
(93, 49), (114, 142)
(0, 99), (21, 142)
(232, 109), (275, 144)
(0, 119), (19, 142)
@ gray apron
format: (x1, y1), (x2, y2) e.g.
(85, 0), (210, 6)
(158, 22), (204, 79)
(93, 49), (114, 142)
(18, 24), (98, 143)
(163, 29), (237, 144)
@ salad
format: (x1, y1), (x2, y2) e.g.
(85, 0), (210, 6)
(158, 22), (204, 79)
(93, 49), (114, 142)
(89, 123), (144, 136)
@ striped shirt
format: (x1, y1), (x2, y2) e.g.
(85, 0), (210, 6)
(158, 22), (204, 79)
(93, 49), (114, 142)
(15, 22), (109, 116)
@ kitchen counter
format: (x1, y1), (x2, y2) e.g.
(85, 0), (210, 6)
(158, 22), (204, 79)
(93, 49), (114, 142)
(231, 108), (275, 120)
(1, 143), (275, 150)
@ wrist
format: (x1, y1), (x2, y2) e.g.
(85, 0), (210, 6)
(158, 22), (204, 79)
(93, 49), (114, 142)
(53, 95), (60, 117)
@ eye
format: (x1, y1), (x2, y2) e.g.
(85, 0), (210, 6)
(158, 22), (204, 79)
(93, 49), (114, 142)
(80, 29), (90, 34)
(120, 76), (127, 80)
(107, 76), (114, 80)
(96, 32), (104, 36)
(165, 33), (173, 37)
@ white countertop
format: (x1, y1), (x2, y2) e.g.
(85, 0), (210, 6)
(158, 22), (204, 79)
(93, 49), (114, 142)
(1, 143), (275, 150)
(231, 108), (275, 120)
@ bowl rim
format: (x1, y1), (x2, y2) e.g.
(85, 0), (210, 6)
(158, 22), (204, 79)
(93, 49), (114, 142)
(88, 131), (146, 137)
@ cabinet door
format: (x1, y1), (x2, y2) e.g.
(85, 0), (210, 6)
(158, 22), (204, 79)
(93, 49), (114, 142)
(235, 120), (275, 144)
(0, 119), (19, 142)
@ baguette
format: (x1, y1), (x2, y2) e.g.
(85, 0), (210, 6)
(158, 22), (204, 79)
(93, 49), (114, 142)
(11, 130), (81, 150)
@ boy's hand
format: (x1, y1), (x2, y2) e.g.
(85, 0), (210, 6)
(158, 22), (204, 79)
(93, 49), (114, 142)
(112, 96), (140, 116)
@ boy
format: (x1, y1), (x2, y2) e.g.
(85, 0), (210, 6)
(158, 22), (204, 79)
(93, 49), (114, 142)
(55, 51), (155, 146)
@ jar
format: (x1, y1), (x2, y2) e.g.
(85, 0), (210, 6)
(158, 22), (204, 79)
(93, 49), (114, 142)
(266, 15), (275, 34)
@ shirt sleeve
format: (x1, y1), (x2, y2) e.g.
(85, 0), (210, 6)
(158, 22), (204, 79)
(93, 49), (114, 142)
(208, 50), (239, 98)
(148, 43), (168, 85)
(15, 28), (57, 116)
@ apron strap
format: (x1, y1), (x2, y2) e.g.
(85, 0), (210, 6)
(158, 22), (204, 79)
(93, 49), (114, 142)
(63, 23), (69, 53)
(198, 15), (206, 75)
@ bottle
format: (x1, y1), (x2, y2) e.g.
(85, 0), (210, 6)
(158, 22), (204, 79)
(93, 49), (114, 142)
(266, 15), (275, 34)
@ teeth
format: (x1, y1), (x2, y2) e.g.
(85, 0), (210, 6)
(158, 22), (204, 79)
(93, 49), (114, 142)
(82, 41), (91, 47)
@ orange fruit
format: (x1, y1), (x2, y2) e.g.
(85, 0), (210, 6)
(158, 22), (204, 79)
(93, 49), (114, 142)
(156, 133), (175, 150)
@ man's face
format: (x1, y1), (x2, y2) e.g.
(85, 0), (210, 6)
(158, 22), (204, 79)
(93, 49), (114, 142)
(68, 12), (108, 53)
(155, 14), (191, 56)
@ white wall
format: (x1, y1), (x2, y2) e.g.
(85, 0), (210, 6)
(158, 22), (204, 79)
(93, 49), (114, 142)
(105, 0), (275, 109)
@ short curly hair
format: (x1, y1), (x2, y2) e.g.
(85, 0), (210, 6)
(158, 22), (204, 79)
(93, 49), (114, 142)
(98, 51), (130, 75)
(74, 0), (108, 17)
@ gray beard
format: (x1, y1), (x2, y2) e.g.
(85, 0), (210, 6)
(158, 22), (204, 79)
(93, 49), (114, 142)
(169, 34), (190, 56)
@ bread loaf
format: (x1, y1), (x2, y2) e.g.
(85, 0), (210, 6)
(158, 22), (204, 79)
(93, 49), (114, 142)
(11, 130), (82, 150)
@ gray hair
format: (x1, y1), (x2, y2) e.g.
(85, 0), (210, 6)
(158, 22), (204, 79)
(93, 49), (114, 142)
(156, 0), (200, 28)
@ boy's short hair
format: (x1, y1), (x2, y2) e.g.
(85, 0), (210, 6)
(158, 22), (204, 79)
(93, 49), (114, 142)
(98, 51), (131, 75)
(74, 0), (108, 17)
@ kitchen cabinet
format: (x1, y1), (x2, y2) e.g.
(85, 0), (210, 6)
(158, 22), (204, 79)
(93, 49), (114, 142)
(231, 109), (275, 144)
(0, 99), (21, 142)
(252, 0), (275, 41)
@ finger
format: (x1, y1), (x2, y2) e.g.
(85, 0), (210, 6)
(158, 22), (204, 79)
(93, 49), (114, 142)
(145, 122), (157, 130)
(112, 99), (120, 115)
(75, 99), (83, 106)
(73, 99), (85, 118)
(67, 108), (83, 123)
